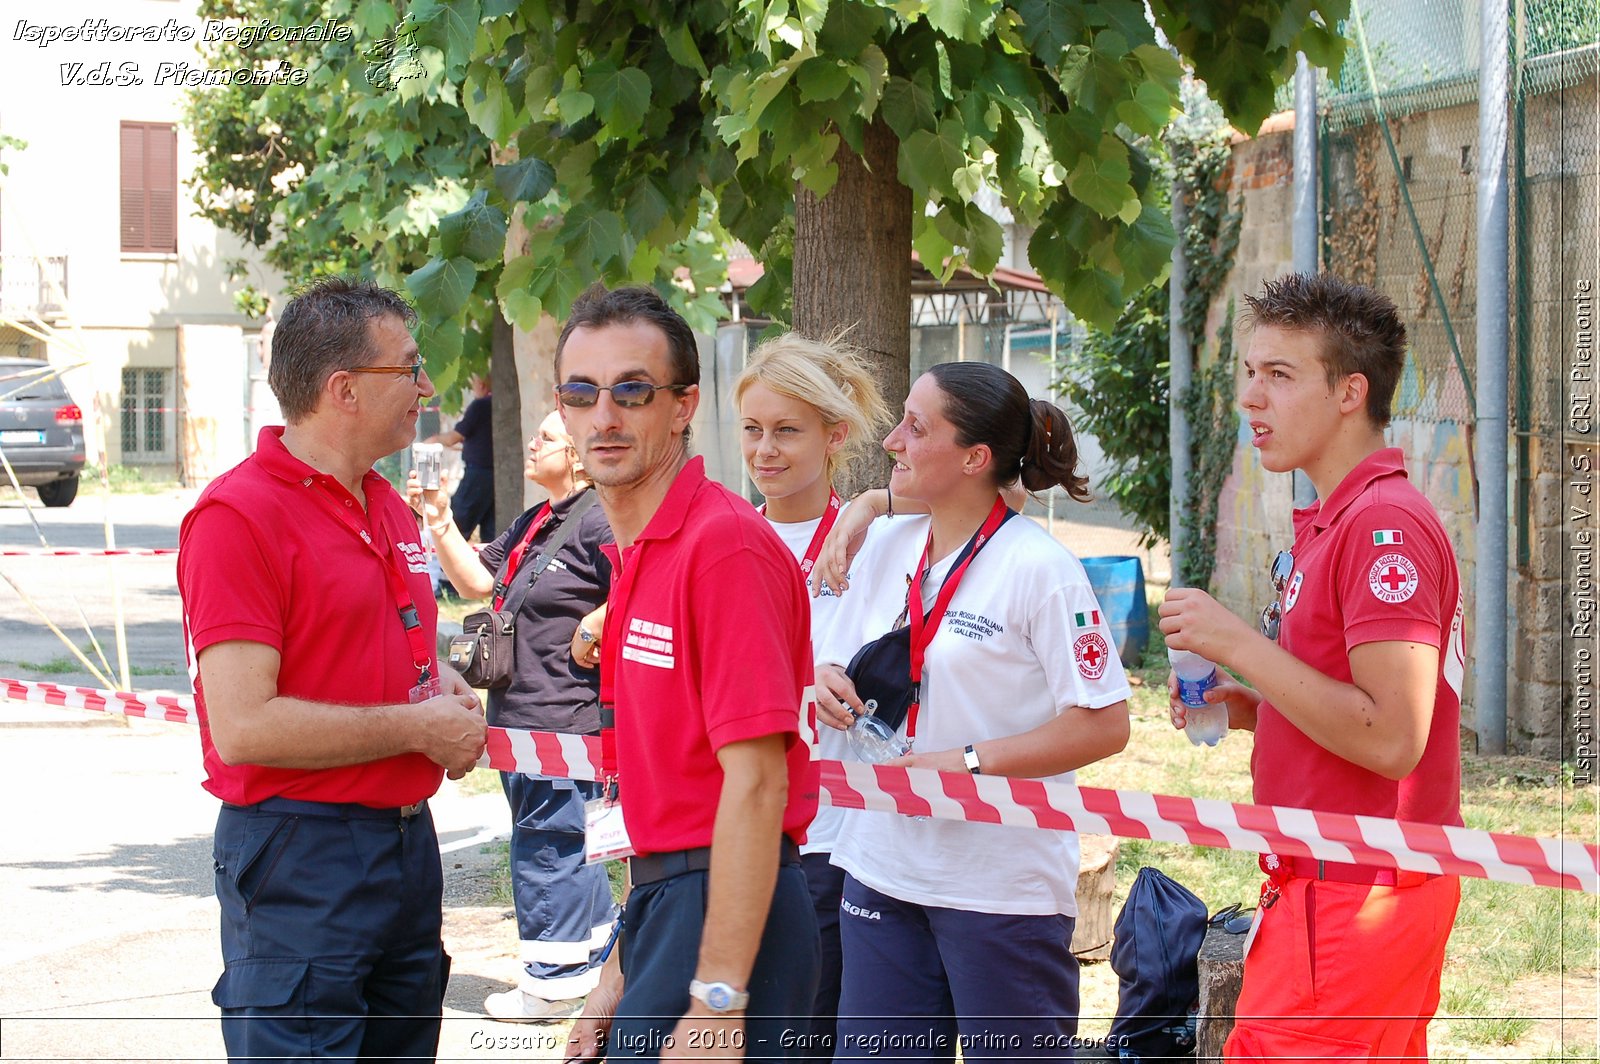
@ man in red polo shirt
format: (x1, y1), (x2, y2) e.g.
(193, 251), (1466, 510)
(178, 278), (487, 1062)
(1159, 273), (1464, 1061)
(556, 285), (819, 1064)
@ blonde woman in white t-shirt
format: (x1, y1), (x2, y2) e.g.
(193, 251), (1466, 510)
(732, 330), (890, 1058)
(814, 361), (1131, 1063)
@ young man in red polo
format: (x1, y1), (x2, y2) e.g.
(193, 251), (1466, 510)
(557, 285), (820, 1063)
(178, 279), (487, 1062)
(1159, 273), (1465, 1061)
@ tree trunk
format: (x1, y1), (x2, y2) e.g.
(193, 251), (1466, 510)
(1195, 926), (1246, 1061)
(792, 118), (911, 498)
(490, 309), (524, 526)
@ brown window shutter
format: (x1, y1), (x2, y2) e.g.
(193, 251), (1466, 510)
(120, 122), (147, 252)
(148, 124), (177, 253)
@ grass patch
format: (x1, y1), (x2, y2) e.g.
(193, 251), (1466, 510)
(14, 656), (78, 675)
(129, 663), (181, 676)
(80, 463), (182, 494)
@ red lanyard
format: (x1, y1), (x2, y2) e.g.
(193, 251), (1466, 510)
(311, 478), (434, 683)
(492, 504), (554, 610)
(905, 495), (1010, 742)
(760, 491), (841, 576)
(597, 541), (642, 797)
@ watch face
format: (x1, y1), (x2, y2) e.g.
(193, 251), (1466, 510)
(706, 985), (732, 1010)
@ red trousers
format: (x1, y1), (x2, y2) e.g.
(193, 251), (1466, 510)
(1225, 873), (1460, 1062)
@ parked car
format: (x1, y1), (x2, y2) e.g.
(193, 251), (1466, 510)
(0, 358), (86, 507)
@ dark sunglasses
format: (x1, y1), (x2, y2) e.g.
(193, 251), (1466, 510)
(555, 381), (688, 408)
(1259, 549), (1295, 640)
(348, 360), (424, 383)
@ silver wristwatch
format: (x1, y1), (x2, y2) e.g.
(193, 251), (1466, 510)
(688, 979), (749, 1013)
(962, 743), (983, 774)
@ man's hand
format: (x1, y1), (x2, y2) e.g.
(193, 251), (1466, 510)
(1157, 587), (1260, 668)
(565, 958), (623, 1062)
(411, 691), (486, 777)
(663, 1005), (746, 1062)
(813, 664), (864, 731)
(571, 604), (606, 670)
(1166, 670), (1262, 734)
(885, 747), (963, 774)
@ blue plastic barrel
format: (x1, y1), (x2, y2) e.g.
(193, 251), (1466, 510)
(1079, 555), (1149, 668)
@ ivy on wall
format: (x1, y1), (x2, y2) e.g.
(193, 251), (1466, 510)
(1180, 301), (1239, 589)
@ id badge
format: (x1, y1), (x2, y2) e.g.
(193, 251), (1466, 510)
(584, 796), (636, 864)
(1242, 904), (1266, 958)
(408, 675), (442, 703)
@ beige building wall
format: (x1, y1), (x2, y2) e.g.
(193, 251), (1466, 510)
(0, 0), (285, 477)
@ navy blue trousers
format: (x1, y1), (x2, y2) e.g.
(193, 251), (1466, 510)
(609, 862), (820, 1063)
(835, 876), (1080, 1063)
(451, 464), (495, 541)
(801, 852), (845, 1055)
(210, 800), (449, 1062)
(501, 773), (618, 998)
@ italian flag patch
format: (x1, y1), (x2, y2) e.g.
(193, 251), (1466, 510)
(1372, 530), (1405, 545)
(1074, 610), (1102, 626)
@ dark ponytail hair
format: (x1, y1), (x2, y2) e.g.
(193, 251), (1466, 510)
(925, 362), (1090, 502)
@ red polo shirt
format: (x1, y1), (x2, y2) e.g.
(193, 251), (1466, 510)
(178, 426), (444, 807)
(601, 457), (817, 856)
(1253, 448), (1464, 826)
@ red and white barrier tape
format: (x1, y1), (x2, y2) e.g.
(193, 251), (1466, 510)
(0, 548), (178, 557)
(8, 675), (1596, 893)
(2, 676), (198, 725)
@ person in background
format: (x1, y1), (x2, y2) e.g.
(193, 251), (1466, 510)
(813, 361), (1130, 1062)
(731, 331), (890, 1056)
(411, 409), (617, 1022)
(178, 277), (486, 1062)
(1159, 273), (1463, 1062)
(428, 372), (495, 540)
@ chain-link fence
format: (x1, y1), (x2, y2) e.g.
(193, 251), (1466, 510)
(1319, 0), (1598, 754)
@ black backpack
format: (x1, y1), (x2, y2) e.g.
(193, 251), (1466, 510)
(1103, 867), (1208, 1060)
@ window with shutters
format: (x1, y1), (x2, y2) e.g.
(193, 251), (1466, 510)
(120, 368), (173, 461)
(120, 122), (177, 254)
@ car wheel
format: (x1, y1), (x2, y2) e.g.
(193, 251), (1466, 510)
(37, 475), (79, 508)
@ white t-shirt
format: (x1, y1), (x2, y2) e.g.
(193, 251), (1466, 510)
(765, 504), (852, 854)
(818, 512), (1131, 916)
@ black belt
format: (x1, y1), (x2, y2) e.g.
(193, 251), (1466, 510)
(226, 797), (427, 820)
(630, 837), (800, 887)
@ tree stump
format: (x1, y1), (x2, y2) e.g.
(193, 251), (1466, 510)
(1070, 835), (1118, 962)
(1195, 926), (1247, 1061)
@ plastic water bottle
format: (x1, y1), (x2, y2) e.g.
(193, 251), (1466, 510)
(847, 699), (911, 763)
(1169, 649), (1228, 747)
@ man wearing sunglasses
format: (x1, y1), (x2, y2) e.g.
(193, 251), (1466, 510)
(178, 278), (488, 1062)
(1158, 273), (1464, 1062)
(555, 285), (820, 1064)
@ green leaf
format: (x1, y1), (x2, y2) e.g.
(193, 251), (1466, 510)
(494, 157), (555, 204)
(850, 45), (889, 116)
(413, 0), (479, 74)
(880, 76), (936, 140)
(1116, 80), (1176, 135)
(408, 256), (477, 318)
(1067, 136), (1136, 221)
(463, 69), (517, 143)
(555, 89), (594, 124)
(353, 0), (394, 40)
(925, 0), (971, 39)
(900, 120), (967, 200)
(438, 191), (507, 263)
(586, 62), (652, 137)
(797, 58), (852, 103)
(1014, 0), (1084, 61)
(1133, 43), (1183, 83)
(1113, 202), (1176, 286)
(663, 24), (709, 77)
(420, 317), (465, 377)
(561, 205), (625, 272)
(624, 178), (670, 240)
(964, 206), (1004, 275)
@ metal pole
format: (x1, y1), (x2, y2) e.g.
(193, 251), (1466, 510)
(1475, 0), (1510, 755)
(1292, 54), (1321, 509)
(1169, 183), (1192, 588)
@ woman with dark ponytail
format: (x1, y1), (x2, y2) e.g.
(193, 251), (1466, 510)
(813, 361), (1130, 1062)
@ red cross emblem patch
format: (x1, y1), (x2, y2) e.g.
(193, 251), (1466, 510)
(1073, 632), (1111, 680)
(1368, 552), (1419, 604)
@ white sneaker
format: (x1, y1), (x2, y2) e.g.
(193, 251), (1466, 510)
(483, 989), (584, 1024)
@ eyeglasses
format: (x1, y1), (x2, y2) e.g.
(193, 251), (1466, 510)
(348, 361), (424, 383)
(1259, 549), (1295, 640)
(555, 381), (688, 408)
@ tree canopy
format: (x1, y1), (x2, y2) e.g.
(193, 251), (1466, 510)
(190, 0), (1347, 391)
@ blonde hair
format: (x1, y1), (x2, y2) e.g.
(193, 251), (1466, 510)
(733, 330), (892, 481)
